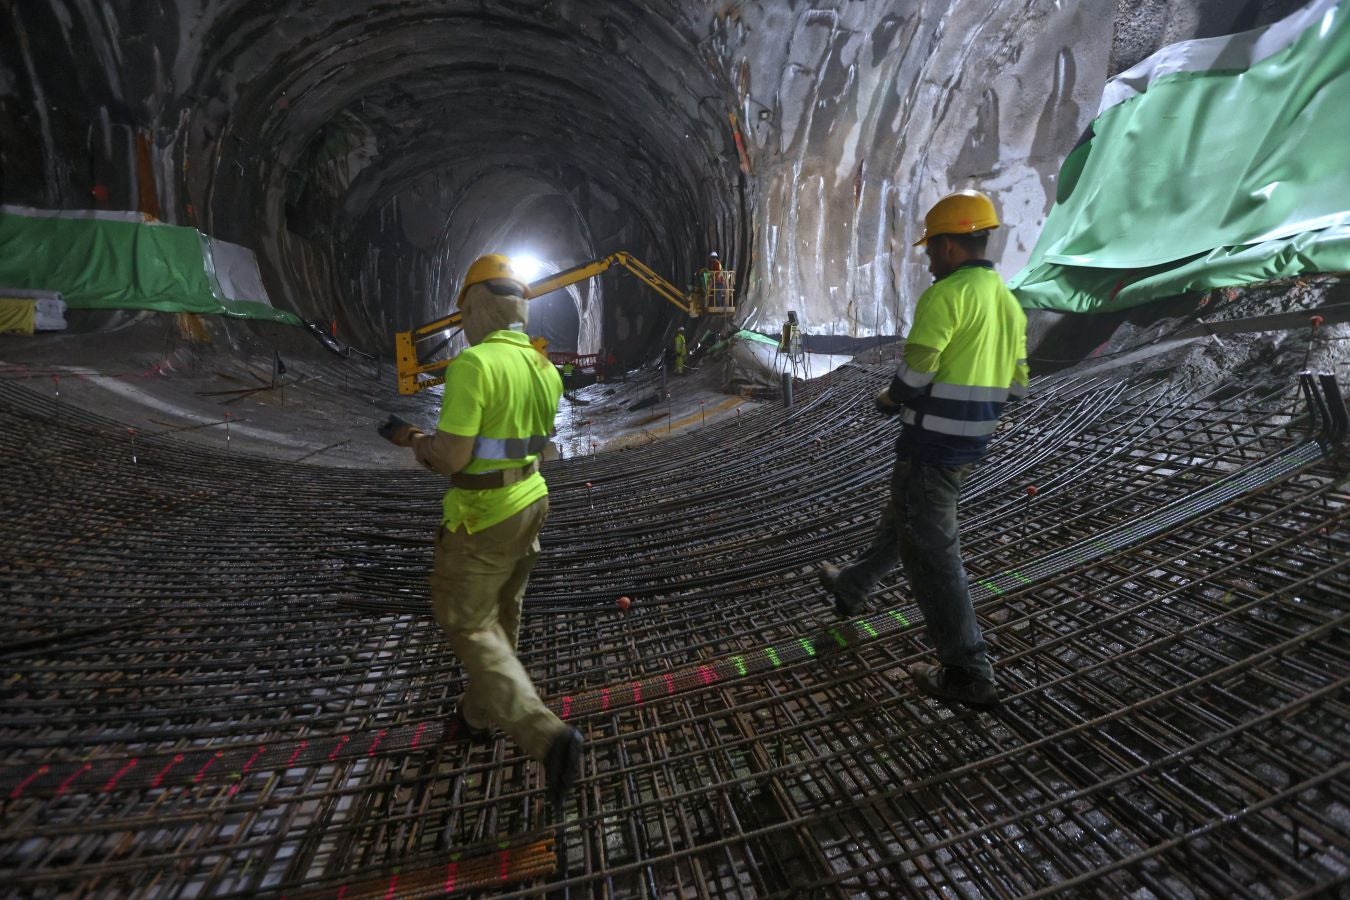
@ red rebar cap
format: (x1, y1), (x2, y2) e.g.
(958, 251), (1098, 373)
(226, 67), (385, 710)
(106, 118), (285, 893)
(1026, 485), (1038, 496)
(1310, 314), (1324, 329)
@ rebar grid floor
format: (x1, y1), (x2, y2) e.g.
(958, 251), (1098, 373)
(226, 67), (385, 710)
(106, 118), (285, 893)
(0, 363), (1346, 899)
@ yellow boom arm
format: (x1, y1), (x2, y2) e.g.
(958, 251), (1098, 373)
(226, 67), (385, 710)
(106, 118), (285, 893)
(527, 252), (697, 314)
(394, 251), (733, 394)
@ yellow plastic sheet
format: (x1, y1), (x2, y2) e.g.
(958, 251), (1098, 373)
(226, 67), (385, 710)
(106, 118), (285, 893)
(0, 298), (36, 335)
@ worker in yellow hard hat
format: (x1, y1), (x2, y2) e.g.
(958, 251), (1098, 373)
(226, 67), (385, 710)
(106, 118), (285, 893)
(819, 189), (1029, 709)
(379, 252), (582, 812)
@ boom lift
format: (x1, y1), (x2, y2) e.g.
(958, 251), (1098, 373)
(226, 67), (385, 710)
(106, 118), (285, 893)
(394, 251), (735, 395)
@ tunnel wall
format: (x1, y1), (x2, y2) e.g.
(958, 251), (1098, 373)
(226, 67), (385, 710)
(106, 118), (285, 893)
(0, 0), (1315, 360)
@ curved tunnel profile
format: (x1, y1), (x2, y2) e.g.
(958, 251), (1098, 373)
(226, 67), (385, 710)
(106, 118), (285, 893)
(194, 4), (746, 358)
(1, 0), (1348, 898)
(3, 2), (748, 361)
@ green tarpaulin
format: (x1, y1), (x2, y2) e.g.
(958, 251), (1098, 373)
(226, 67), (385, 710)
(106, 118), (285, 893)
(1011, 0), (1350, 312)
(736, 328), (783, 348)
(0, 210), (300, 325)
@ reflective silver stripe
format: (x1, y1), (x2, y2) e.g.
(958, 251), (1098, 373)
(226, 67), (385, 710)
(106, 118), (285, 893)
(929, 382), (1010, 402)
(1008, 382), (1029, 400)
(473, 434), (551, 460)
(918, 413), (1000, 436)
(896, 361), (934, 389)
(900, 408), (918, 425)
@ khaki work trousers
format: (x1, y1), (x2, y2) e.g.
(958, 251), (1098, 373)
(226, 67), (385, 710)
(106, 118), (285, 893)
(430, 497), (564, 761)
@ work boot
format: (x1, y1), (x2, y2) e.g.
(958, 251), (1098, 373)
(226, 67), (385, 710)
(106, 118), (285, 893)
(544, 727), (583, 811)
(908, 663), (1000, 709)
(819, 563), (868, 617)
(448, 705), (492, 745)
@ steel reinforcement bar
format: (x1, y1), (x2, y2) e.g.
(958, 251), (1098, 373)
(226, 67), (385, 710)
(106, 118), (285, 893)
(0, 362), (1345, 898)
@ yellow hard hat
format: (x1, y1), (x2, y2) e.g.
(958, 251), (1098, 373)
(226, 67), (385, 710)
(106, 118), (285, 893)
(458, 253), (524, 303)
(913, 190), (1000, 246)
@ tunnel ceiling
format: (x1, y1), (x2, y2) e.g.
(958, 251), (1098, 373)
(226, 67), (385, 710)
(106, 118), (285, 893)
(190, 1), (744, 355)
(0, 0), (1313, 358)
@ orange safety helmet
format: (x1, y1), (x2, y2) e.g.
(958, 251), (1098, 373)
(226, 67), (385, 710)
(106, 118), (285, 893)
(912, 190), (1000, 246)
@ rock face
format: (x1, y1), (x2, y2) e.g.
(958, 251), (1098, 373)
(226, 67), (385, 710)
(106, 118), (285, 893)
(0, 0), (1312, 360)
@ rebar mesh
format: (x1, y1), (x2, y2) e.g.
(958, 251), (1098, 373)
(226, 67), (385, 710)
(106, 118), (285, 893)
(1, 363), (1345, 898)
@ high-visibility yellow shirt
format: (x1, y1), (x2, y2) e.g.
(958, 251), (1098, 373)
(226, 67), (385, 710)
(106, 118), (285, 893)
(674, 333), (686, 354)
(436, 329), (563, 533)
(888, 262), (1029, 465)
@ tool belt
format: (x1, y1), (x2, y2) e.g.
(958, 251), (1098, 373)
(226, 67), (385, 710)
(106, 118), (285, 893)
(451, 459), (539, 490)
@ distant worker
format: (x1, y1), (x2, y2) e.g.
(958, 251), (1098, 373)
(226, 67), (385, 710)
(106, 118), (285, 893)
(561, 359), (575, 392)
(818, 190), (1029, 709)
(673, 326), (687, 375)
(698, 251), (724, 301)
(379, 253), (583, 810)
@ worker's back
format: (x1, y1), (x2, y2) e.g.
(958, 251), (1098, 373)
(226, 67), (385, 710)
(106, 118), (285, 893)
(899, 264), (1027, 465)
(924, 265), (1025, 391)
(437, 330), (562, 532)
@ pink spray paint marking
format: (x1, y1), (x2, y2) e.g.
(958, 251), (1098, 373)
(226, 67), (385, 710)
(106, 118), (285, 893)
(632, 681), (643, 706)
(499, 850), (510, 881)
(698, 665), (716, 686)
(367, 730), (388, 757)
(327, 734), (351, 762)
(411, 722), (427, 749)
(600, 687), (610, 712)
(151, 754), (185, 789)
(229, 745), (267, 797)
(56, 763), (93, 796)
(194, 751), (224, 784)
(561, 696), (573, 720)
(444, 861), (459, 892)
(9, 764), (49, 800)
(102, 758), (138, 793)
(286, 741), (309, 768)
(664, 673), (676, 695)
(383, 873), (399, 900)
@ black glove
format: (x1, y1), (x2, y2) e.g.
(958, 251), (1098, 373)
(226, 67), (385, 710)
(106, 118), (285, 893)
(874, 387), (902, 417)
(378, 414), (420, 446)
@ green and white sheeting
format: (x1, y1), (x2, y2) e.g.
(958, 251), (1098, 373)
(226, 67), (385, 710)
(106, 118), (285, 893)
(1011, 0), (1350, 313)
(0, 205), (300, 325)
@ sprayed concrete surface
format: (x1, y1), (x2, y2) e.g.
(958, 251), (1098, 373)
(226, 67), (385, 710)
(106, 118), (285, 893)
(1, 0), (1310, 370)
(0, 322), (822, 469)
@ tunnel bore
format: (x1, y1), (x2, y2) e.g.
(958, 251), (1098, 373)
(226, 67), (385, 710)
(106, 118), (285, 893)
(0, 1), (1347, 898)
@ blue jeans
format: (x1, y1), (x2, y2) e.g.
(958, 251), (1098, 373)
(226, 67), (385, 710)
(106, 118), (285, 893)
(837, 457), (993, 681)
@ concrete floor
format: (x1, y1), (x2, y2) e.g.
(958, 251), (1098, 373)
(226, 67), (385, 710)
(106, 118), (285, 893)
(0, 320), (830, 469)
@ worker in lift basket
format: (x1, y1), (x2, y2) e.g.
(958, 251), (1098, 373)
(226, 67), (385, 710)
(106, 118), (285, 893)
(701, 250), (724, 301)
(818, 190), (1029, 709)
(380, 253), (583, 811)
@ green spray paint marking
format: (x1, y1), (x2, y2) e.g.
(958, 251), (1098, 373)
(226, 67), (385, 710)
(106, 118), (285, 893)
(732, 656), (747, 676)
(1011, 571), (1033, 585)
(765, 646), (782, 668)
(979, 579), (1005, 595)
(798, 638), (815, 657)
(1093, 540), (1113, 554)
(888, 609), (911, 627)
(860, 620), (879, 638)
(828, 629), (848, 648)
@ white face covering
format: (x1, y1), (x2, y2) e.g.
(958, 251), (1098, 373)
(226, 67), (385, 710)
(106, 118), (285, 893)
(460, 281), (529, 345)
